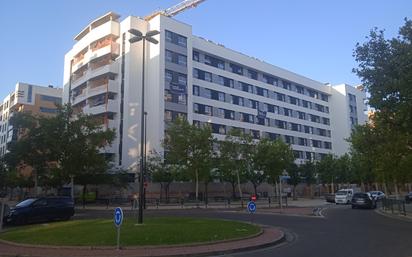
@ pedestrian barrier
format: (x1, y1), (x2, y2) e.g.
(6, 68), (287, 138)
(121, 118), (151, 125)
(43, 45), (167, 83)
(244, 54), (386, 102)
(380, 198), (411, 216)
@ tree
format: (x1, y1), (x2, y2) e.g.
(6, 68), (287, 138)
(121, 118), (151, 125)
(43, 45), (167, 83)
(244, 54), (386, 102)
(219, 129), (250, 199)
(163, 118), (214, 201)
(352, 19), (412, 191)
(287, 163), (301, 200)
(5, 105), (116, 201)
(316, 154), (338, 193)
(301, 160), (316, 198)
(254, 139), (294, 186)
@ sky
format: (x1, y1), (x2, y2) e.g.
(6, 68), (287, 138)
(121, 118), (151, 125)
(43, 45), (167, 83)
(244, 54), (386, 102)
(0, 0), (411, 99)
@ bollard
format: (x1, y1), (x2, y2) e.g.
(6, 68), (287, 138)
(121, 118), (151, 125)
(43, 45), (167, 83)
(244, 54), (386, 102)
(180, 198), (184, 209)
(227, 198), (231, 208)
(268, 197), (271, 208)
(156, 199), (159, 209)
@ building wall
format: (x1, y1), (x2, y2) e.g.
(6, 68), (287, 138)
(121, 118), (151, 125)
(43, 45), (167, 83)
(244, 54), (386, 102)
(0, 83), (62, 157)
(63, 13), (367, 170)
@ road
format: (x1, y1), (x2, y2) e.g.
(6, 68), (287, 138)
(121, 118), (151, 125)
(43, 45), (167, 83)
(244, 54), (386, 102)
(76, 205), (412, 257)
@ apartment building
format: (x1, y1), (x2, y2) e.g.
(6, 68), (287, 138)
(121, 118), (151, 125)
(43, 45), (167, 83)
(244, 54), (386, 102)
(0, 83), (62, 156)
(63, 12), (367, 171)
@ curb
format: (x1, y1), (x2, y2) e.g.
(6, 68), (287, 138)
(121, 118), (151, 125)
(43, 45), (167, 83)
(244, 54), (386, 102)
(0, 226), (285, 257)
(375, 209), (412, 223)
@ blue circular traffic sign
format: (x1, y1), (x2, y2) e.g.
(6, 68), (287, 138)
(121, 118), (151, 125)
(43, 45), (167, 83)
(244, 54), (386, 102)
(247, 201), (256, 213)
(114, 207), (123, 227)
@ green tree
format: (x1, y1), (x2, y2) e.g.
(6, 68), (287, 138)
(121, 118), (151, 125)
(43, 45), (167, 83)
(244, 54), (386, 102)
(254, 139), (294, 185)
(219, 129), (250, 199)
(287, 163), (301, 200)
(352, 19), (412, 191)
(301, 160), (316, 198)
(316, 154), (338, 193)
(163, 118), (214, 201)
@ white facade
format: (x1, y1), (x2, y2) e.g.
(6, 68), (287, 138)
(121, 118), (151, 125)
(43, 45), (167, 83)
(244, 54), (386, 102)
(0, 83), (62, 156)
(63, 12), (367, 171)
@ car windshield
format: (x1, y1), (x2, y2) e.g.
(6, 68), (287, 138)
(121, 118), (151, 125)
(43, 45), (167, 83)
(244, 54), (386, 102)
(336, 191), (348, 195)
(15, 198), (37, 207)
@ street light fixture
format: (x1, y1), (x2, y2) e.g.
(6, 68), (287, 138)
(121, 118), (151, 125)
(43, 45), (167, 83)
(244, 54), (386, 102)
(128, 28), (159, 224)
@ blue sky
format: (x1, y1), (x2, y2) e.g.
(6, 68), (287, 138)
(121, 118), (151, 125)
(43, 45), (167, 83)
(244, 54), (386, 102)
(0, 0), (411, 98)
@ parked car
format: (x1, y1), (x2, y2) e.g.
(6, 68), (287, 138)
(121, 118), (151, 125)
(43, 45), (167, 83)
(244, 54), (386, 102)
(405, 192), (412, 204)
(368, 191), (386, 201)
(335, 188), (360, 204)
(4, 197), (74, 225)
(325, 193), (335, 203)
(351, 192), (376, 209)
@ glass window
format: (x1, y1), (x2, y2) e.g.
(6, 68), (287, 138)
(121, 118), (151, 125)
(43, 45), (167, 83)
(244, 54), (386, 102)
(193, 85), (200, 96)
(165, 50), (173, 62)
(178, 55), (187, 66)
(193, 51), (199, 61)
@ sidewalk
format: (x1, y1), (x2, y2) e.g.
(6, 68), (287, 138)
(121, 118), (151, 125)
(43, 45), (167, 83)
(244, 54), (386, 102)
(0, 226), (284, 257)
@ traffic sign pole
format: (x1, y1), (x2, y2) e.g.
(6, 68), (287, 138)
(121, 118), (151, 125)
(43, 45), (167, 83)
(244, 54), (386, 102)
(114, 207), (123, 250)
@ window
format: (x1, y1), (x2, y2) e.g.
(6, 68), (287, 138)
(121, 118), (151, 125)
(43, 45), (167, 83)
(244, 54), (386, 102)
(164, 110), (172, 122)
(193, 68), (212, 82)
(291, 123), (300, 132)
(308, 90), (319, 99)
(165, 70), (173, 82)
(165, 30), (187, 47)
(263, 74), (277, 85)
(241, 82), (253, 93)
(204, 55), (225, 69)
(304, 125), (312, 134)
(230, 63), (243, 75)
(218, 76), (234, 87)
(224, 110), (235, 120)
(231, 95), (244, 106)
(40, 107), (58, 114)
(178, 55), (187, 66)
(298, 111), (306, 120)
(277, 93), (285, 102)
(193, 85), (200, 96)
(40, 95), (61, 104)
(296, 85), (304, 94)
(321, 93), (329, 102)
(165, 50), (173, 62)
(282, 81), (291, 90)
(283, 108), (292, 117)
(285, 135), (294, 145)
(312, 140), (321, 148)
(276, 120), (287, 129)
(298, 138), (307, 146)
(193, 51), (199, 61)
(247, 69), (258, 80)
(324, 142), (332, 149)
(289, 96), (299, 105)
(256, 87), (268, 97)
(322, 117), (330, 125)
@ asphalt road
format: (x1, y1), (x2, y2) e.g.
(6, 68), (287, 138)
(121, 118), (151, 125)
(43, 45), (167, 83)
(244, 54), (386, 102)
(74, 205), (412, 257)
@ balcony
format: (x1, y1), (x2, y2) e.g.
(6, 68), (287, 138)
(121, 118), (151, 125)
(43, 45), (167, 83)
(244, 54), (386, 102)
(71, 62), (118, 89)
(84, 99), (117, 115)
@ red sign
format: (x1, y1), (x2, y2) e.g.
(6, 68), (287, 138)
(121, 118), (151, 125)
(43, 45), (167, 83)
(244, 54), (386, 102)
(251, 195), (257, 201)
(144, 182), (148, 188)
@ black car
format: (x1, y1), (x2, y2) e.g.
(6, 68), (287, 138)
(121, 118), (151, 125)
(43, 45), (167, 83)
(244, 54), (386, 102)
(4, 197), (74, 225)
(405, 192), (412, 204)
(351, 193), (376, 209)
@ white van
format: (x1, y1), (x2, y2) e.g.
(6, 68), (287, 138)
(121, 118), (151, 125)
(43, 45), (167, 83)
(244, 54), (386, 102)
(335, 188), (360, 204)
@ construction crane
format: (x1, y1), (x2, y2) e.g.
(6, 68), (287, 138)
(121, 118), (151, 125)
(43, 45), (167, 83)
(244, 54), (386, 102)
(144, 0), (206, 21)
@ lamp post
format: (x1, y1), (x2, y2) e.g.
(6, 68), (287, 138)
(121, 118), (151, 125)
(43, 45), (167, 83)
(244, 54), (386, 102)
(128, 29), (159, 224)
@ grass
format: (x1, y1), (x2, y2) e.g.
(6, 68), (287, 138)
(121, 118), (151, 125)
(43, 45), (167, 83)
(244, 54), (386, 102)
(0, 217), (260, 246)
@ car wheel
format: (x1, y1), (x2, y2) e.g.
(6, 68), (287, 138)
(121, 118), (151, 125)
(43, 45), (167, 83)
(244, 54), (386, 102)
(62, 215), (71, 221)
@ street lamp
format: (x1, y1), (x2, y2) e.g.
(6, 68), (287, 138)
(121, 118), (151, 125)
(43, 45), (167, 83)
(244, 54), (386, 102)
(128, 28), (159, 224)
